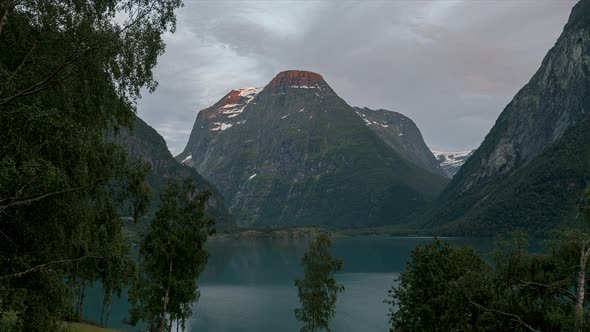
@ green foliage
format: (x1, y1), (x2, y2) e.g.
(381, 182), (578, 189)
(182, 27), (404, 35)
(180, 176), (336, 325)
(294, 234), (344, 332)
(128, 179), (215, 331)
(0, 311), (18, 332)
(388, 233), (590, 332)
(0, 0), (181, 330)
(386, 240), (493, 331)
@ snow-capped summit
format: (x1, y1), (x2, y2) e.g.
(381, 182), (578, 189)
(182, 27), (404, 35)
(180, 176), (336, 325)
(177, 70), (448, 227)
(431, 150), (474, 178)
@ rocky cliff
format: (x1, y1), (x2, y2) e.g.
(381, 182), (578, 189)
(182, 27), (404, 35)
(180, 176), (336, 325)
(425, 0), (590, 234)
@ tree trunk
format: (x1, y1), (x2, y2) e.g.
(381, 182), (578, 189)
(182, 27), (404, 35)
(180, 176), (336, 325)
(105, 297), (112, 327)
(0, 1), (12, 35)
(77, 280), (86, 318)
(100, 297), (105, 326)
(100, 288), (110, 326)
(147, 311), (153, 332)
(160, 261), (173, 332)
(576, 245), (590, 331)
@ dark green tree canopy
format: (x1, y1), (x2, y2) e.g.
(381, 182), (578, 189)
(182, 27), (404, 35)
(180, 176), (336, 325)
(388, 232), (590, 332)
(0, 1), (182, 330)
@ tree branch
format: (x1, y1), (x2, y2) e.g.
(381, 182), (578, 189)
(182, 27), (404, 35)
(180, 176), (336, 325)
(0, 44), (87, 105)
(117, 0), (160, 35)
(0, 180), (101, 213)
(0, 40), (36, 97)
(518, 280), (577, 302)
(0, 255), (96, 280)
(468, 298), (541, 332)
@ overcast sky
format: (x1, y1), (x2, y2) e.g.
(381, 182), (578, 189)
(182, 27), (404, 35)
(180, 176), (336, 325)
(137, 0), (577, 155)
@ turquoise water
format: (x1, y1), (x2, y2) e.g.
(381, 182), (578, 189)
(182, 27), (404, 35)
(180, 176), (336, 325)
(83, 236), (495, 331)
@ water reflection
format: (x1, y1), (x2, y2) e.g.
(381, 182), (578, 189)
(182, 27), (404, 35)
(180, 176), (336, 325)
(84, 236), (496, 331)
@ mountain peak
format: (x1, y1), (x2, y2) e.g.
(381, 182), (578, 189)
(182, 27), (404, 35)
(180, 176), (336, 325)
(200, 87), (262, 127)
(220, 87), (262, 105)
(266, 70), (325, 89)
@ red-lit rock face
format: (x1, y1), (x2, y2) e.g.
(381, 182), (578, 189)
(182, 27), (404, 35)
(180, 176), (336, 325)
(200, 87), (262, 123)
(199, 89), (243, 120)
(266, 70), (325, 89)
(222, 89), (244, 105)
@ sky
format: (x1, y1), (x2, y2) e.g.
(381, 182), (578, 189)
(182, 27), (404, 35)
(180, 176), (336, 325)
(136, 0), (577, 155)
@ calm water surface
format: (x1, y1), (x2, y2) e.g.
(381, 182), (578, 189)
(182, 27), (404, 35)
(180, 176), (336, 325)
(83, 236), (495, 331)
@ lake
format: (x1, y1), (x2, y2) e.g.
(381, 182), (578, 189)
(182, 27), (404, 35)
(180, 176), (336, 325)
(83, 236), (496, 331)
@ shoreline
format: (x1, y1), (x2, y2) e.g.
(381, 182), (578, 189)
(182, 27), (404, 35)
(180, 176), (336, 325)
(210, 224), (425, 240)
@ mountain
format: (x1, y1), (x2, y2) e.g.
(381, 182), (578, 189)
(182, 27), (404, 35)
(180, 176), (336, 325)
(115, 116), (232, 228)
(353, 107), (447, 177)
(178, 70), (448, 228)
(432, 151), (473, 178)
(425, 0), (590, 235)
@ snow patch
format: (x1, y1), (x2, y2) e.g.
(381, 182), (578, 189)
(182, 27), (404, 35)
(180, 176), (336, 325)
(248, 174), (257, 181)
(299, 108), (305, 112)
(357, 113), (390, 129)
(289, 85), (320, 89)
(211, 122), (233, 131)
(432, 150), (474, 168)
(182, 155), (192, 164)
(239, 87), (263, 97)
(281, 114), (290, 119)
(219, 103), (240, 109)
(214, 87), (262, 119)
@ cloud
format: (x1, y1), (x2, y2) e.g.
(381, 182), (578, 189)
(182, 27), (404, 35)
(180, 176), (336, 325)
(137, 0), (577, 154)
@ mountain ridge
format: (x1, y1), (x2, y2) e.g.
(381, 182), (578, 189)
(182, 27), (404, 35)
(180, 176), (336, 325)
(353, 107), (447, 177)
(425, 0), (590, 234)
(116, 116), (233, 228)
(179, 70), (448, 228)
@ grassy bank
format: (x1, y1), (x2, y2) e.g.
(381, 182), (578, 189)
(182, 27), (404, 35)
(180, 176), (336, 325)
(61, 322), (122, 332)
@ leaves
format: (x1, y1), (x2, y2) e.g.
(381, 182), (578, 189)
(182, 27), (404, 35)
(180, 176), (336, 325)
(128, 179), (215, 331)
(0, 1), (181, 330)
(294, 234), (344, 332)
(388, 234), (590, 332)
